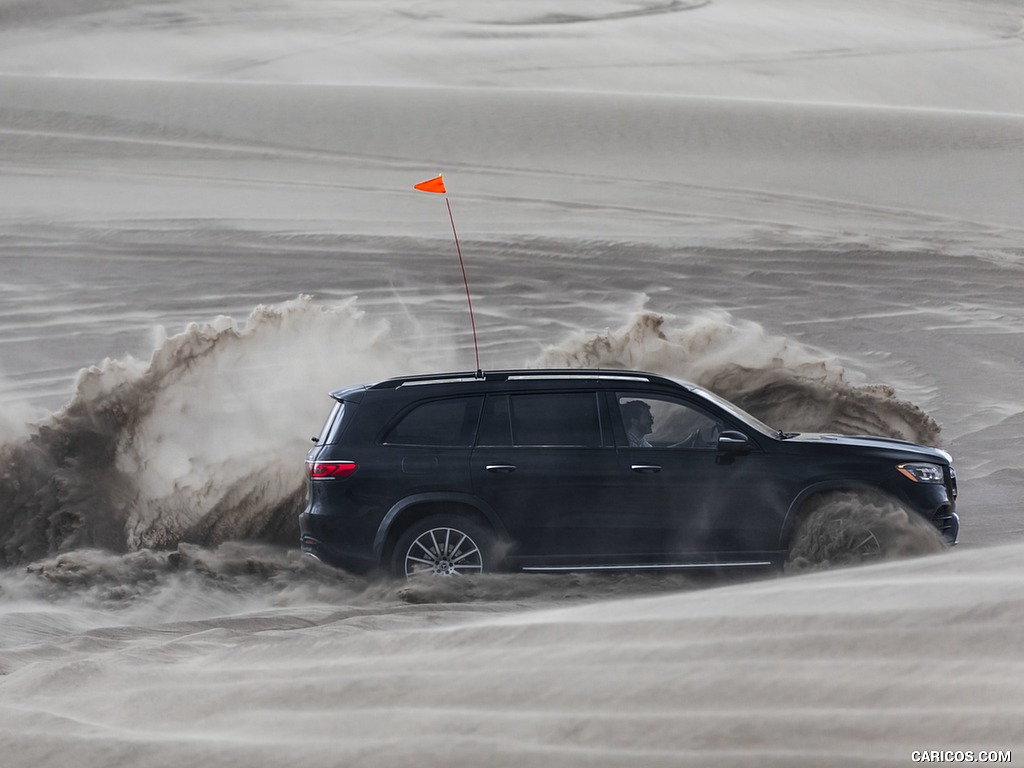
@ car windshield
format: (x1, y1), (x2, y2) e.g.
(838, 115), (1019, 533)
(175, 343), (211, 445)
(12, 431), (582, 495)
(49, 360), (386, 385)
(688, 386), (780, 437)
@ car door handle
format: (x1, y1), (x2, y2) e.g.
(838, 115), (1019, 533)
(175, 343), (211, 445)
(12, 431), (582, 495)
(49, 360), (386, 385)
(631, 464), (662, 473)
(485, 464), (517, 473)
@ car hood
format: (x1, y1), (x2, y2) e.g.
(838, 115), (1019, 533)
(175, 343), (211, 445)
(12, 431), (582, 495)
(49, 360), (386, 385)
(785, 432), (952, 462)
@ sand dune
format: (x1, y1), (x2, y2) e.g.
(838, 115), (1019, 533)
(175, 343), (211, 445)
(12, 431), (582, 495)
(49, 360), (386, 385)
(1, 543), (1021, 766)
(1, 0), (1021, 111)
(1, 0), (1023, 765)
(3, 76), (1022, 244)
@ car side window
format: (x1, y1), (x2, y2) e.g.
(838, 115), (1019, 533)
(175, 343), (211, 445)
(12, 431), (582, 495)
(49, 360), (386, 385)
(477, 394), (513, 446)
(315, 401), (347, 445)
(617, 394), (726, 449)
(383, 396), (483, 446)
(479, 392), (606, 447)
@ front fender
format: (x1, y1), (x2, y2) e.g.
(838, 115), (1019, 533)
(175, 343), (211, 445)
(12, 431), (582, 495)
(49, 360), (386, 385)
(777, 481), (886, 549)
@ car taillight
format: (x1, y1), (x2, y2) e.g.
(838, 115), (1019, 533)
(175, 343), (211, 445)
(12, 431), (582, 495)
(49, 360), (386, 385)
(307, 460), (357, 479)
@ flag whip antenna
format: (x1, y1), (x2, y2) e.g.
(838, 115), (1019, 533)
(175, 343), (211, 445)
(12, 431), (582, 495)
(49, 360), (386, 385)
(414, 174), (482, 378)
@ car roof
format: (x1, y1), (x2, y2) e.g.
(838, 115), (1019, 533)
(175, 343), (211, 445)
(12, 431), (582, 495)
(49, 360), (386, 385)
(330, 369), (695, 400)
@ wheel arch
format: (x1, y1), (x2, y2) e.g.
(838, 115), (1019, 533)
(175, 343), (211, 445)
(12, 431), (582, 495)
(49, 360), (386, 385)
(372, 492), (509, 565)
(778, 480), (896, 550)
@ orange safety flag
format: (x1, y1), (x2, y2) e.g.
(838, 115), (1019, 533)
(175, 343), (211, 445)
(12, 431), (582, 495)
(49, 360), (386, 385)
(414, 175), (446, 194)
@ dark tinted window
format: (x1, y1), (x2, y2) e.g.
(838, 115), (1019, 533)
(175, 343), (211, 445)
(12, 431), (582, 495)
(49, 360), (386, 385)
(617, 393), (726, 449)
(316, 401), (347, 445)
(384, 397), (482, 446)
(477, 395), (513, 446)
(509, 392), (604, 447)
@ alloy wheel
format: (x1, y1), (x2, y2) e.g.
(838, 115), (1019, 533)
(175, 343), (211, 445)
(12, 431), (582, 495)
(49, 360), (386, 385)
(403, 526), (484, 577)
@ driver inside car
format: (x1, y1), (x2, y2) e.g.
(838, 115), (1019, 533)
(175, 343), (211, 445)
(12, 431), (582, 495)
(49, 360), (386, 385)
(622, 400), (654, 448)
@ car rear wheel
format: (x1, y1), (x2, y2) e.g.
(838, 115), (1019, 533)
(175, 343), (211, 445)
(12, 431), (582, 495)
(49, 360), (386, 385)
(391, 516), (496, 579)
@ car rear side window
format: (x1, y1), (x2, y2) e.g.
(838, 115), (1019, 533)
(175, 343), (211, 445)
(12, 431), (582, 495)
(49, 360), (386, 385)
(383, 396), (483, 446)
(477, 394), (512, 446)
(487, 392), (606, 447)
(316, 401), (348, 445)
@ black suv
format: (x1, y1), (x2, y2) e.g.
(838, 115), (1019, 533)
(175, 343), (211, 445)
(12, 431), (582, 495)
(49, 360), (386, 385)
(300, 369), (959, 577)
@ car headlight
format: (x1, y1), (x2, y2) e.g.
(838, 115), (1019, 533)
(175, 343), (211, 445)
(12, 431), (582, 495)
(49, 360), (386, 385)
(896, 462), (945, 484)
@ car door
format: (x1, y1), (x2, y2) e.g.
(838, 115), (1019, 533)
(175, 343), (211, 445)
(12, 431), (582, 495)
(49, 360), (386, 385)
(470, 390), (630, 567)
(379, 395), (483, 499)
(611, 391), (783, 562)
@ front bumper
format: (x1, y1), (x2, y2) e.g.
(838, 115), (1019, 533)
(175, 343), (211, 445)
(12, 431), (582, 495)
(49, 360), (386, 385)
(937, 509), (960, 545)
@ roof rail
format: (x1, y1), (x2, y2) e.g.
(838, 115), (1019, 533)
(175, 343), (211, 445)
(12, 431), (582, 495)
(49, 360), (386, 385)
(369, 369), (670, 390)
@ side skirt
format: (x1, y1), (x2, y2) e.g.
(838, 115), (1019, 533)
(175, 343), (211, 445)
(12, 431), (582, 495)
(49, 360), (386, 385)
(520, 560), (774, 573)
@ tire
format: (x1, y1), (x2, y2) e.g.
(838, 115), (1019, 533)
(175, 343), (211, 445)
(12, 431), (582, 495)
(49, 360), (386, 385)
(390, 515), (497, 579)
(784, 491), (946, 574)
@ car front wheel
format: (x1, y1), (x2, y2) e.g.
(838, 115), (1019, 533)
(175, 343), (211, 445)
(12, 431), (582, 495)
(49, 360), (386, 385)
(390, 516), (496, 579)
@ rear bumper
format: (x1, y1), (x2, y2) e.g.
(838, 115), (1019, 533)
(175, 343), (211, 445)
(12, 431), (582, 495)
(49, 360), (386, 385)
(300, 532), (377, 574)
(299, 511), (378, 574)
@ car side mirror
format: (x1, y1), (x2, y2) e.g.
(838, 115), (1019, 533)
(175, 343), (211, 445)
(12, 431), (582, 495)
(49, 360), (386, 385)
(717, 431), (752, 453)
